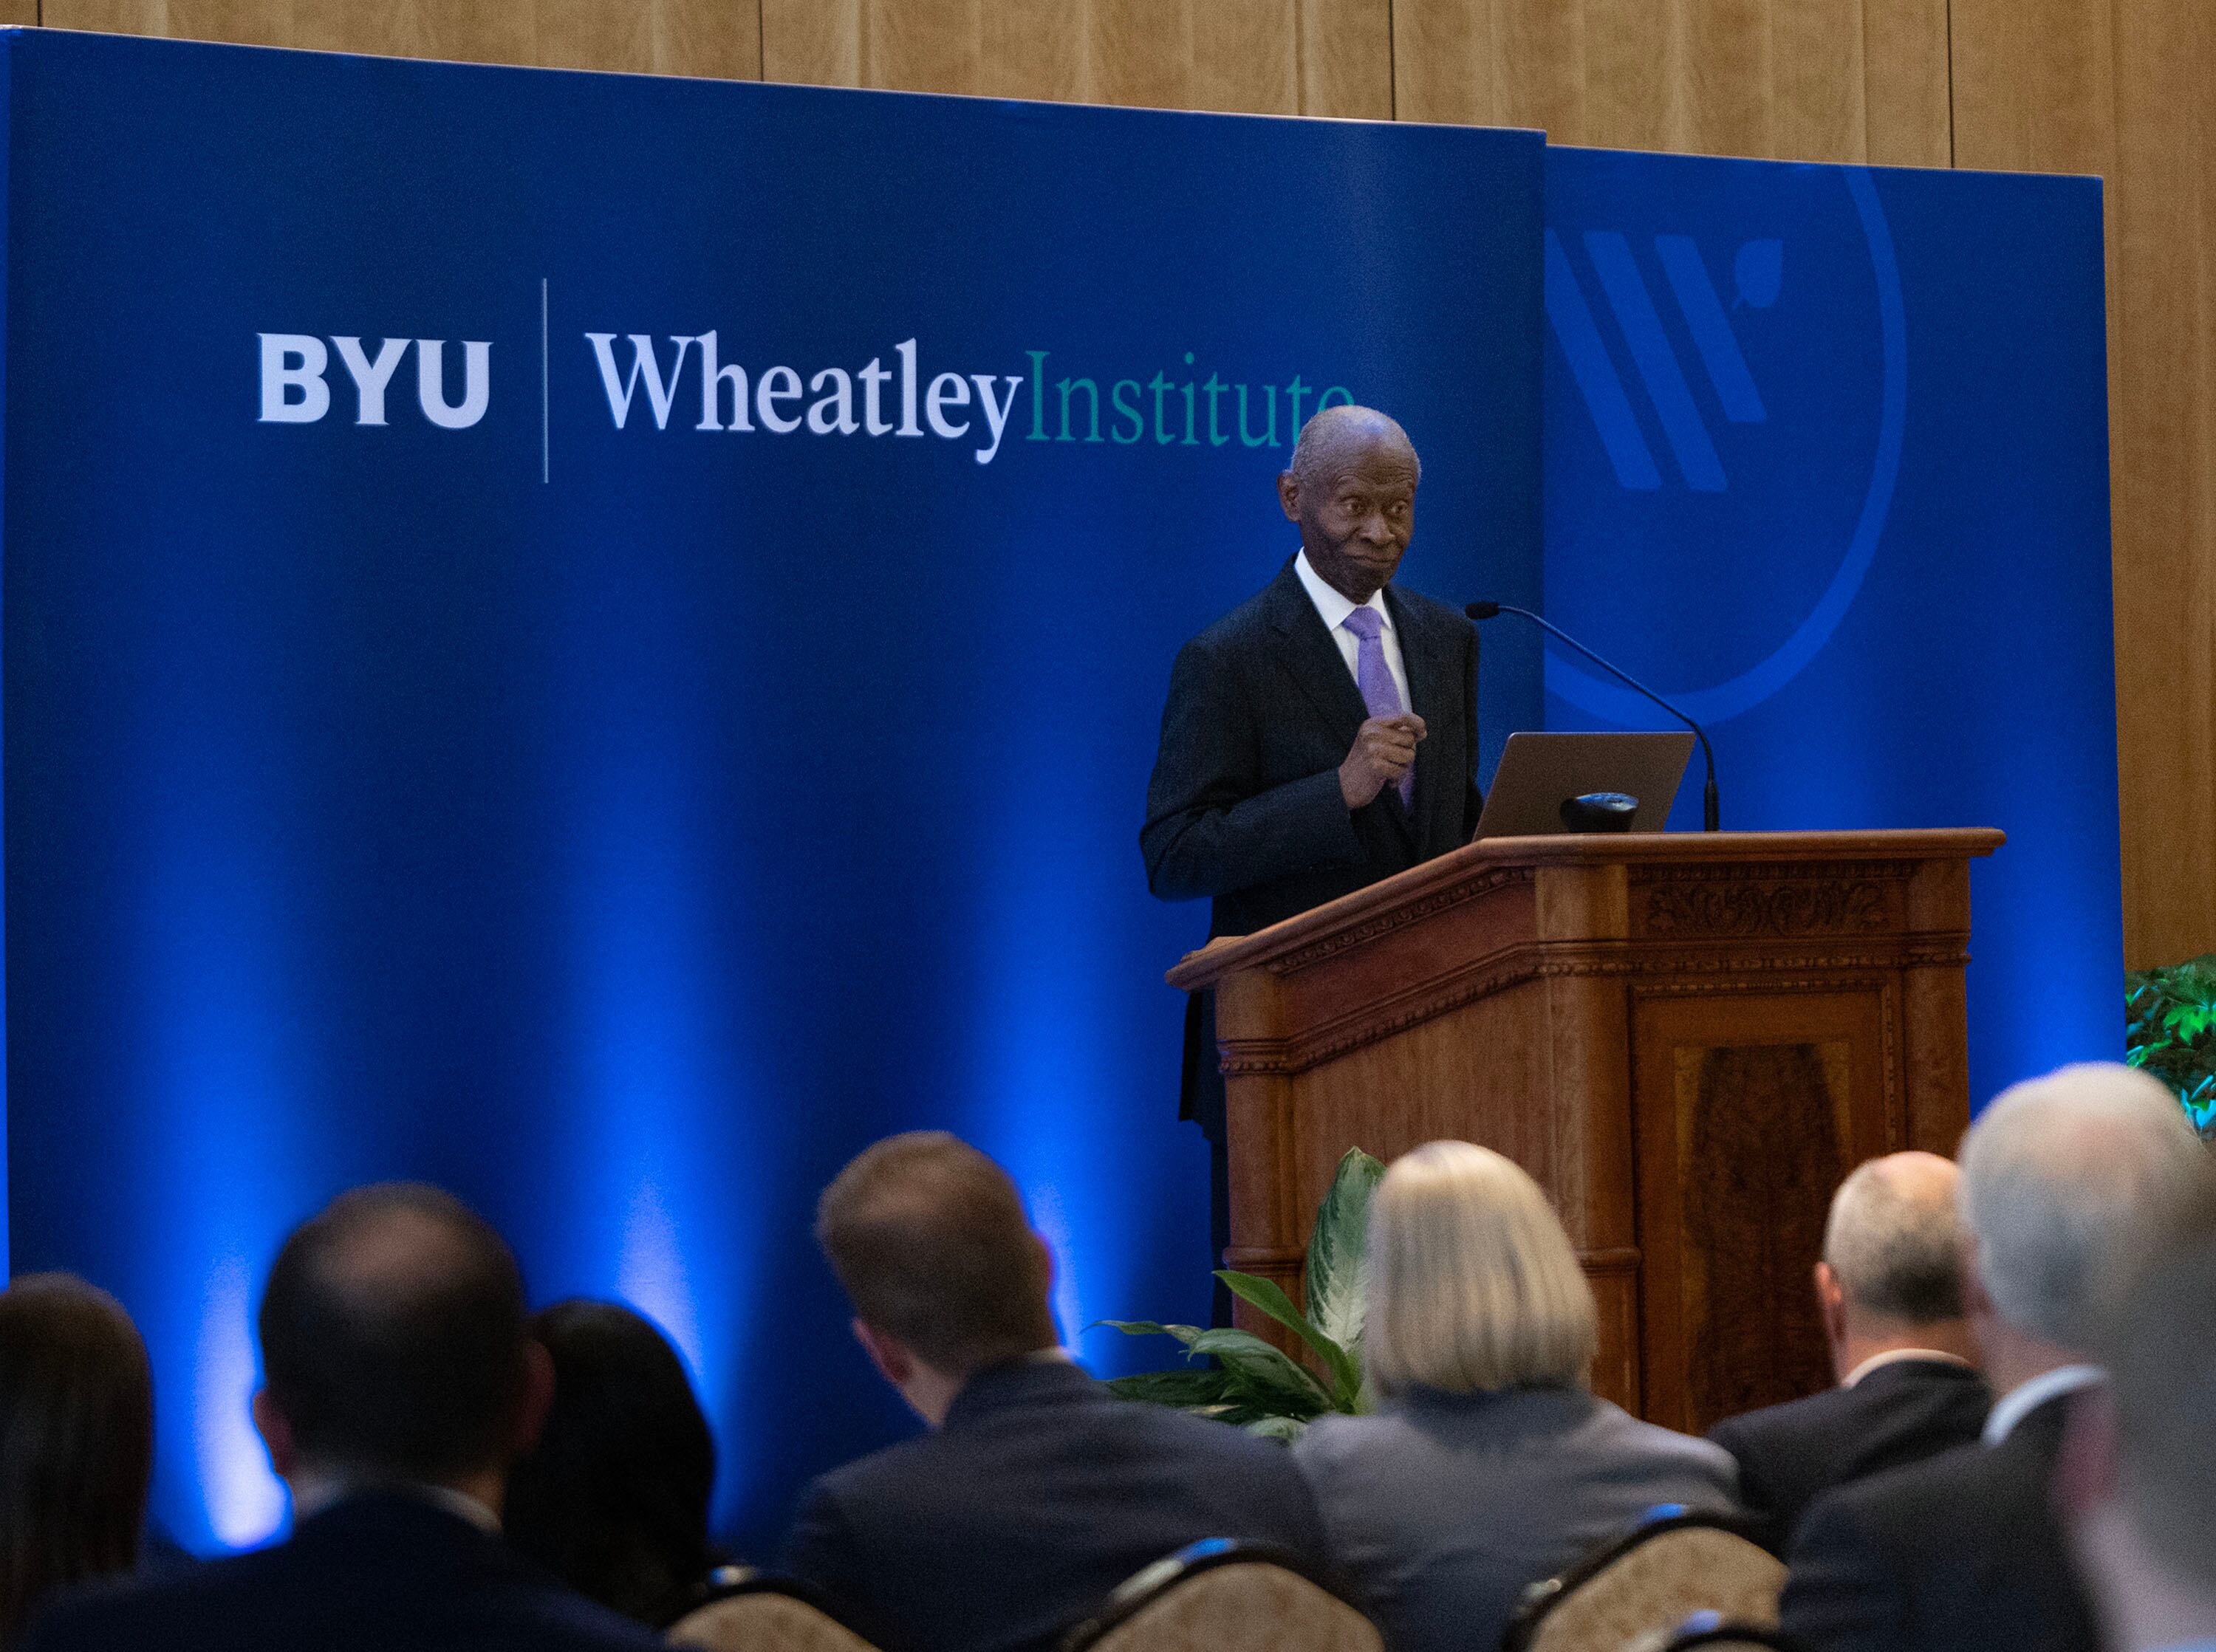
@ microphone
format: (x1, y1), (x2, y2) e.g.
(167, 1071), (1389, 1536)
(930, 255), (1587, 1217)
(1466, 601), (1720, 832)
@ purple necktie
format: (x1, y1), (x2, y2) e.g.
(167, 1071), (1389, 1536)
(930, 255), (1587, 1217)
(1341, 606), (1414, 812)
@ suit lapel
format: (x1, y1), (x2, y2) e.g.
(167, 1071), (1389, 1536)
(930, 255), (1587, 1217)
(1389, 586), (1451, 851)
(1265, 561), (1368, 752)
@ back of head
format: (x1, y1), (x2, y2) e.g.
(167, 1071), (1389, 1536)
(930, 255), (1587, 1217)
(1364, 1140), (1597, 1397)
(815, 1131), (1057, 1377)
(258, 1182), (529, 1483)
(504, 1300), (716, 1624)
(0, 1274), (153, 1644)
(2099, 1191), (2216, 1594)
(1823, 1151), (1968, 1324)
(1960, 1063), (2210, 1348)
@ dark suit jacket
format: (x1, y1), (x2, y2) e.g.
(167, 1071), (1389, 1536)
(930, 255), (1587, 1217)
(1142, 558), (1481, 1136)
(1292, 1385), (1740, 1652)
(1708, 1357), (1991, 1552)
(780, 1357), (1330, 1652)
(1779, 1393), (2098, 1652)
(21, 1492), (663, 1652)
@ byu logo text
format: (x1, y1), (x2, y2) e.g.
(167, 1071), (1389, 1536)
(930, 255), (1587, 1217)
(259, 334), (491, 428)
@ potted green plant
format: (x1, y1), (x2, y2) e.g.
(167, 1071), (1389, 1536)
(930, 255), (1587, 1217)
(2126, 955), (2216, 1140)
(1094, 1147), (1383, 1439)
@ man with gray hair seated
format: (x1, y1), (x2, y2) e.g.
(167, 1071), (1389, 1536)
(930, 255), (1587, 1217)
(1708, 1151), (1990, 1551)
(2053, 1186), (2216, 1652)
(1781, 1063), (2214, 1652)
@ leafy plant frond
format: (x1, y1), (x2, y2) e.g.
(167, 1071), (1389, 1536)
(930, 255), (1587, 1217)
(1214, 1268), (1361, 1410)
(2124, 956), (2216, 1140)
(1305, 1148), (1385, 1354)
(1096, 1145), (1384, 1433)
(1103, 1367), (1234, 1408)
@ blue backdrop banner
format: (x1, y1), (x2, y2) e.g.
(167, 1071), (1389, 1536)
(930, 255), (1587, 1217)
(0, 31), (1544, 1553)
(1540, 148), (2119, 1109)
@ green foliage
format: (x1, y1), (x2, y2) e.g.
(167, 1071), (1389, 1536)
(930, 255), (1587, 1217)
(1095, 1146), (1384, 1439)
(2125, 955), (2216, 1137)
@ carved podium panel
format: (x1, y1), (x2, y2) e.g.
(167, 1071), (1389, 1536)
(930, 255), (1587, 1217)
(1166, 829), (2002, 1431)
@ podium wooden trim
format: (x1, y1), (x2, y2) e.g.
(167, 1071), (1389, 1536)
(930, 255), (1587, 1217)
(1167, 829), (2002, 1431)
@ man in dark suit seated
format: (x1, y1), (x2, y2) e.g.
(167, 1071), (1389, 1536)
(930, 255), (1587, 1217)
(23, 1184), (661, 1652)
(2055, 1191), (2216, 1652)
(781, 1131), (1330, 1652)
(1781, 1064), (2214, 1652)
(1708, 1151), (1989, 1552)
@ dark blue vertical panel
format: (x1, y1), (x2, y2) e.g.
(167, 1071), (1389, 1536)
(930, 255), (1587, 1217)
(0, 32), (1543, 1553)
(1542, 148), (2118, 1106)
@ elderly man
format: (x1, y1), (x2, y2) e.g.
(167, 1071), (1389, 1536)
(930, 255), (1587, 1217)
(1780, 1064), (2212, 1652)
(782, 1131), (1327, 1652)
(1142, 405), (1482, 1270)
(2055, 1190), (2216, 1652)
(1708, 1151), (1990, 1551)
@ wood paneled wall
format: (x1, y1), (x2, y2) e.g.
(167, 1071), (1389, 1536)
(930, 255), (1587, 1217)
(17, 0), (2216, 968)
(759, 0), (1390, 117)
(1392, 0), (1951, 167)
(38, 1), (757, 77)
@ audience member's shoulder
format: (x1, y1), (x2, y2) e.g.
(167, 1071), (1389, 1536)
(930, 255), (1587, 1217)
(1710, 1384), (1847, 1450)
(494, 1572), (671, 1650)
(20, 1544), (297, 1650)
(1579, 1394), (1739, 1477)
(1799, 1432), (1988, 1539)
(1106, 1386), (1309, 1470)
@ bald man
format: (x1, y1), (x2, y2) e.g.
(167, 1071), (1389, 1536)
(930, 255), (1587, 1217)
(1707, 1153), (1991, 1552)
(1142, 406), (1481, 1269)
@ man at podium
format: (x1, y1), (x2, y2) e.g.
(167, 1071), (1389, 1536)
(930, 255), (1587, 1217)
(1141, 405), (1483, 1264)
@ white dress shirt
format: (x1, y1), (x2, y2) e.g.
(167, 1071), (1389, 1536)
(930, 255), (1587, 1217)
(1840, 1347), (1976, 1388)
(1294, 549), (1411, 714)
(1981, 1363), (2104, 1446)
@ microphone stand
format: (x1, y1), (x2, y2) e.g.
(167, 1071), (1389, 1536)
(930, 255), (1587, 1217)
(1467, 601), (1720, 832)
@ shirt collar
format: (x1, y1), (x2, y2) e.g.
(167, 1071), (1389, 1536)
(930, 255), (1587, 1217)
(1294, 549), (1391, 635)
(289, 1472), (501, 1535)
(1982, 1363), (2104, 1446)
(1841, 1347), (1977, 1388)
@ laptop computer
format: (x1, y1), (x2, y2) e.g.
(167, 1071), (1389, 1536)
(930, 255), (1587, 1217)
(1472, 730), (1697, 838)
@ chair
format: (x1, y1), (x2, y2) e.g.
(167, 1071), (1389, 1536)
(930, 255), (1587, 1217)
(1059, 1538), (1383, 1652)
(1504, 1507), (1787, 1652)
(1646, 1614), (1810, 1652)
(663, 1567), (882, 1652)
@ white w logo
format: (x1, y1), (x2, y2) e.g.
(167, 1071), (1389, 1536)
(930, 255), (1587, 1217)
(1545, 230), (1780, 492)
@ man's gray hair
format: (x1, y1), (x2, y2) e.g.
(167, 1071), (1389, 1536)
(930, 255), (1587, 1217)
(1960, 1062), (2210, 1348)
(1822, 1154), (1966, 1323)
(1286, 405), (1420, 485)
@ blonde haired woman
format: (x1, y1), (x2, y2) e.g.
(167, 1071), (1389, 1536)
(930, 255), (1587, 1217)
(1293, 1142), (1737, 1652)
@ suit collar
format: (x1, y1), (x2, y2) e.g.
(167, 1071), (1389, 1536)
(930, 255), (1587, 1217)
(1841, 1348), (1979, 1389)
(1265, 558), (1369, 754)
(1983, 1363), (2103, 1447)
(293, 1487), (513, 1557)
(943, 1352), (1096, 1431)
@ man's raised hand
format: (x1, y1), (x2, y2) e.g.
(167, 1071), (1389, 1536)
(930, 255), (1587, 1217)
(1338, 714), (1426, 809)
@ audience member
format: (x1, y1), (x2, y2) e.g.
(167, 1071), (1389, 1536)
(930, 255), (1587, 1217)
(781, 1130), (1329, 1652)
(0, 1276), (153, 1648)
(504, 1299), (719, 1627)
(1780, 1063), (2212, 1652)
(2054, 1191), (2216, 1652)
(1292, 1140), (1738, 1652)
(22, 1184), (661, 1652)
(1708, 1151), (1988, 1551)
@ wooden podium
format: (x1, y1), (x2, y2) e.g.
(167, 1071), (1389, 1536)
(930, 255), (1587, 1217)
(1166, 829), (2002, 1433)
